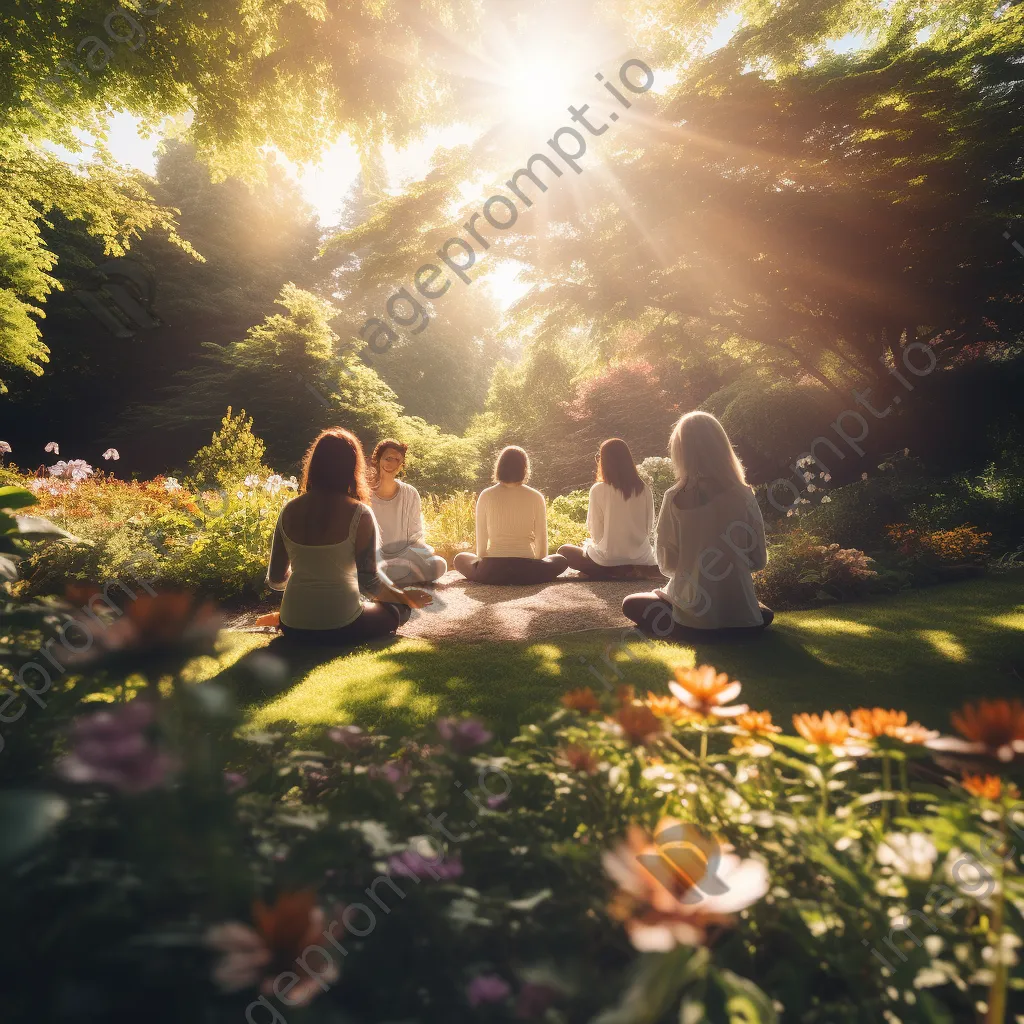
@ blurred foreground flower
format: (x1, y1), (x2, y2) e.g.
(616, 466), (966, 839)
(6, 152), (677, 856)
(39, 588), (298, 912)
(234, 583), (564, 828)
(961, 774), (1017, 800)
(792, 711), (870, 756)
(603, 818), (768, 950)
(611, 702), (664, 746)
(388, 848), (463, 880)
(556, 743), (600, 774)
(645, 691), (702, 725)
(368, 758), (412, 793)
(851, 707), (907, 738)
(206, 891), (338, 1004)
(467, 973), (511, 1007)
(328, 724), (371, 751)
(436, 716), (493, 752)
(669, 665), (748, 718)
(57, 590), (222, 670)
(876, 832), (938, 880)
(929, 699), (1024, 763)
(56, 699), (175, 793)
(561, 687), (600, 713)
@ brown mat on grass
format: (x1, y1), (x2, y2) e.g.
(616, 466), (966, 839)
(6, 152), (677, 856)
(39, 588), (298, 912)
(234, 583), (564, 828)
(228, 570), (654, 644)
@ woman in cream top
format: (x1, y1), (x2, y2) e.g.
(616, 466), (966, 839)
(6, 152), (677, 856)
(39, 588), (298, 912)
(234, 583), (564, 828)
(453, 446), (568, 584)
(622, 412), (773, 636)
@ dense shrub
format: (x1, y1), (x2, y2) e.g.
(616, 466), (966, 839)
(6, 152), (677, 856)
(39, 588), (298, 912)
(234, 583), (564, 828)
(638, 455), (676, 512)
(549, 488), (589, 523)
(186, 407), (270, 490)
(755, 528), (882, 610)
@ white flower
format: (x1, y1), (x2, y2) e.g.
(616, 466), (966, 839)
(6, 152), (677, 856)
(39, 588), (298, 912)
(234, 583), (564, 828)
(243, 474), (260, 489)
(66, 459), (93, 482)
(803, 471), (814, 482)
(786, 509), (794, 517)
(44, 441), (59, 454)
(903, 448), (910, 456)
(102, 448), (120, 461)
(0, 441), (10, 454)
(264, 474), (284, 495)
(284, 476), (299, 491)
(236, 490), (244, 499)
(807, 483), (816, 493)
(877, 833), (937, 881)
(163, 477), (182, 493)
(821, 495), (832, 503)
(823, 474), (831, 482)
(48, 461), (68, 477)
(945, 848), (996, 899)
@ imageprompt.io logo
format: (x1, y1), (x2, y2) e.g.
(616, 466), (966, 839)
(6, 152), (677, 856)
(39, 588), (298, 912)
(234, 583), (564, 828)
(636, 820), (727, 904)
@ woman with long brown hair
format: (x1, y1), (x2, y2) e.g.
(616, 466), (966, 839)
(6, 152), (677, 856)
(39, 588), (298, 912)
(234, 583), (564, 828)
(266, 428), (431, 644)
(368, 438), (447, 583)
(557, 438), (662, 579)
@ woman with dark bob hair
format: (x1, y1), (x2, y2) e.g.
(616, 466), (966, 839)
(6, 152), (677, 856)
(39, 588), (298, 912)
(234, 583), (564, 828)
(453, 445), (568, 584)
(266, 428), (431, 644)
(557, 437), (663, 579)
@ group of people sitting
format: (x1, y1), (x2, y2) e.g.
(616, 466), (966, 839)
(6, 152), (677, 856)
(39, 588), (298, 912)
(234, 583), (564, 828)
(266, 411), (774, 646)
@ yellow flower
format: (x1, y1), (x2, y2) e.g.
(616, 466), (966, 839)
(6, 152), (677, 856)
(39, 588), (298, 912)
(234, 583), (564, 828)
(669, 666), (748, 719)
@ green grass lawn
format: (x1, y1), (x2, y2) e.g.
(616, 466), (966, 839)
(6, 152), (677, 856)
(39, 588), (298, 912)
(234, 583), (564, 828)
(199, 574), (1024, 739)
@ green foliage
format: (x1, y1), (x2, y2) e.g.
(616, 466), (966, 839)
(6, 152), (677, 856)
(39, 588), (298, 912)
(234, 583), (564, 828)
(186, 407), (269, 491)
(545, 505), (589, 552)
(423, 490), (477, 562)
(550, 489), (589, 523)
(637, 457), (676, 514)
(392, 416), (481, 495)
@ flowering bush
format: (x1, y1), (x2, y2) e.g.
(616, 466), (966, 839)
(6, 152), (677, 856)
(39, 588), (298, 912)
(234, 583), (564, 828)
(4, 564), (1024, 1024)
(754, 528), (881, 609)
(887, 523), (992, 565)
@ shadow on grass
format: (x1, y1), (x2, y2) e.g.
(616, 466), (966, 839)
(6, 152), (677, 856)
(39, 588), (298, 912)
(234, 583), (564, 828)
(212, 574), (1024, 738)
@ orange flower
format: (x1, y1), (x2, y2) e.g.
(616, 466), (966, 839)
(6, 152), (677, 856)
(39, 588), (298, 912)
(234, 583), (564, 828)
(561, 687), (600, 714)
(206, 891), (339, 1003)
(734, 711), (781, 736)
(851, 708), (908, 738)
(668, 666), (748, 718)
(792, 711), (870, 756)
(602, 818), (768, 950)
(612, 703), (665, 746)
(617, 684), (636, 707)
(556, 744), (600, 774)
(930, 700), (1024, 762)
(645, 692), (702, 725)
(961, 774), (1009, 800)
(893, 722), (940, 745)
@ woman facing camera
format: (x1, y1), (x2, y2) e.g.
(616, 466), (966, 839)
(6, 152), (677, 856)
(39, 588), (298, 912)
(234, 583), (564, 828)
(266, 428), (432, 644)
(369, 439), (447, 584)
(557, 438), (663, 579)
(453, 446), (568, 585)
(622, 412), (773, 640)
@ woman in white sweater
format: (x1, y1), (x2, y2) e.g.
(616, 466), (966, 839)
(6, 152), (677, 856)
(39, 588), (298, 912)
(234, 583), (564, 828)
(369, 439), (447, 583)
(558, 438), (664, 579)
(622, 412), (774, 639)
(453, 446), (569, 584)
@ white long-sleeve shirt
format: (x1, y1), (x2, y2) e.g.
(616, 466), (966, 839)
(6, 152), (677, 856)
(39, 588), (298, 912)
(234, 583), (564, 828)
(475, 483), (548, 559)
(370, 480), (428, 557)
(655, 482), (768, 629)
(583, 481), (657, 566)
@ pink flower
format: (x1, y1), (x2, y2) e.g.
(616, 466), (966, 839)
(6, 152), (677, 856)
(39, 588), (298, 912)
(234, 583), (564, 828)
(467, 973), (511, 1007)
(368, 759), (412, 793)
(436, 716), (493, 752)
(328, 725), (371, 751)
(57, 699), (176, 793)
(0, 441), (10, 455)
(205, 922), (271, 991)
(45, 441), (59, 454)
(102, 448), (120, 461)
(516, 982), (560, 1019)
(224, 771), (247, 793)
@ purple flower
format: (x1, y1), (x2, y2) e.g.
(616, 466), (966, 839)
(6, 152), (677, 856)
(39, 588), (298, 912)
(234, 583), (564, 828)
(328, 725), (371, 751)
(487, 792), (508, 809)
(57, 699), (175, 793)
(223, 771), (247, 793)
(467, 974), (511, 1007)
(368, 759), (412, 793)
(516, 982), (559, 1019)
(388, 849), (463, 880)
(436, 716), (493, 753)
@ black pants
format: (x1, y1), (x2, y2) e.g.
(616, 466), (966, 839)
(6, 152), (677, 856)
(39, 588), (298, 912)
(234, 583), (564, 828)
(621, 591), (774, 642)
(557, 544), (665, 580)
(453, 551), (568, 584)
(280, 602), (411, 645)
